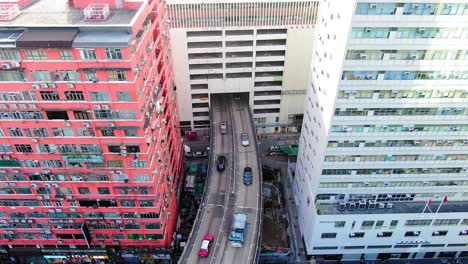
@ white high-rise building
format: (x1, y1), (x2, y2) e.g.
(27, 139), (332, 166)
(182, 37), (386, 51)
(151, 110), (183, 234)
(167, 0), (318, 133)
(295, 0), (468, 261)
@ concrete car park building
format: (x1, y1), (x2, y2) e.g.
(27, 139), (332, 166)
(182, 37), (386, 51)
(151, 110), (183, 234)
(0, 0), (182, 262)
(167, 0), (319, 134)
(295, 0), (468, 261)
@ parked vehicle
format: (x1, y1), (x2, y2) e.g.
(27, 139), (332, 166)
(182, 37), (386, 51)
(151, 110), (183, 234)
(220, 122), (227, 134)
(198, 234), (214, 257)
(241, 133), (249, 146)
(216, 155), (226, 171)
(243, 167), (252, 185)
(192, 151), (208, 158)
(229, 214), (247, 247)
(269, 145), (281, 151)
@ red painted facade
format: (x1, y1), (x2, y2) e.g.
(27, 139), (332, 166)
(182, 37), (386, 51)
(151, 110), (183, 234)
(0, 0), (182, 255)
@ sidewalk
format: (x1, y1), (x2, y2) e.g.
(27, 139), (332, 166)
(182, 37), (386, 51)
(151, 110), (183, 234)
(279, 163), (307, 263)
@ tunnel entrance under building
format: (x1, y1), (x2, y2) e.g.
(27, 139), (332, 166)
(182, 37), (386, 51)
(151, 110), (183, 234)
(210, 92), (250, 106)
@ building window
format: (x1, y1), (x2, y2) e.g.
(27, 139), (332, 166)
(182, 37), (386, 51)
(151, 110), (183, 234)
(124, 128), (138, 137)
(377, 232), (393, 237)
(106, 48), (123, 60)
(433, 219), (460, 226)
(0, 49), (21, 60)
(321, 233), (337, 239)
(334, 221), (346, 228)
(84, 70), (98, 82)
(78, 187), (90, 194)
(24, 49), (47, 60)
(31, 70), (51, 82)
(361, 221), (375, 229)
(405, 231), (420, 237)
(15, 144), (32, 153)
(60, 50), (73, 60)
(79, 49), (97, 60)
(107, 70), (127, 81)
(349, 232), (365, 238)
(98, 187), (110, 195)
(100, 129), (115, 137)
(90, 91), (109, 101)
(65, 91), (85, 101)
(108, 160), (124, 168)
(117, 91), (131, 101)
(432, 231), (448, 236)
(405, 219), (432, 226)
(8, 128), (23, 137)
(40, 91), (59, 101)
(134, 174), (150, 182)
(60, 70), (81, 82)
(131, 160), (147, 168)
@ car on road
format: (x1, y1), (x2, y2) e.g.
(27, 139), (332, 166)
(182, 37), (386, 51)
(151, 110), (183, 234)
(216, 155), (226, 171)
(269, 145), (281, 152)
(241, 133), (249, 146)
(243, 167), (252, 185)
(198, 234), (214, 257)
(220, 122), (227, 134)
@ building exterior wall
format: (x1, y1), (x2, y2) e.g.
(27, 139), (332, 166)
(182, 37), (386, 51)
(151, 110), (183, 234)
(0, 0), (182, 259)
(168, 0), (317, 134)
(296, 0), (468, 261)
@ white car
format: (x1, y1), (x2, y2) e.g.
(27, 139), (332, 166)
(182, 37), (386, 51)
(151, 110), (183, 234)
(241, 133), (249, 146)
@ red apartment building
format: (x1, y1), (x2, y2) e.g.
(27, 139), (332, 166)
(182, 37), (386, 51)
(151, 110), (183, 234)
(0, 0), (183, 262)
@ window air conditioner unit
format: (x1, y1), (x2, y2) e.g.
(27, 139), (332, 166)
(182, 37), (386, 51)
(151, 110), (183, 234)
(410, 54), (418, 60)
(83, 123), (90, 128)
(364, 28), (372, 33)
(52, 183), (59, 188)
(48, 83), (57, 88)
(360, 54), (367, 59)
(120, 150), (127, 156)
(101, 105), (110, 110)
(417, 27), (426, 33)
(426, 4), (433, 9)
(447, 140), (453, 145)
(93, 105), (101, 110)
(67, 83), (75, 88)
(32, 84), (41, 90)
(44, 184), (51, 188)
(370, 3), (377, 8)
(2, 63), (11, 70)
(412, 4), (419, 9)
(11, 61), (20, 68)
(108, 122), (115, 127)
(32, 138), (39, 143)
(40, 83), (48, 88)
(31, 183), (38, 188)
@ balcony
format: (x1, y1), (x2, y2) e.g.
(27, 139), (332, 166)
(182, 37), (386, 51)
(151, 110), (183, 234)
(62, 153), (103, 163)
(0, 160), (20, 167)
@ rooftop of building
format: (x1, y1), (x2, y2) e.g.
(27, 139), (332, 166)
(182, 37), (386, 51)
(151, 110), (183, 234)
(0, 0), (139, 27)
(318, 200), (468, 215)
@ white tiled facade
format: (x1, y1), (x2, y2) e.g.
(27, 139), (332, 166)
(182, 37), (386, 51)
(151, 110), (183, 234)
(168, 0), (318, 133)
(296, 0), (468, 261)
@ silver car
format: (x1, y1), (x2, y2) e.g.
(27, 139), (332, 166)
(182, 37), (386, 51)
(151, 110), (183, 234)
(241, 133), (249, 146)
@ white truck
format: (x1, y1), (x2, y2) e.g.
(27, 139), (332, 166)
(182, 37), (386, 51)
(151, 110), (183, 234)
(220, 122), (227, 134)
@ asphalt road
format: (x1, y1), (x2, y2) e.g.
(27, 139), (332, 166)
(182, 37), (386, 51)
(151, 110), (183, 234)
(179, 95), (261, 264)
